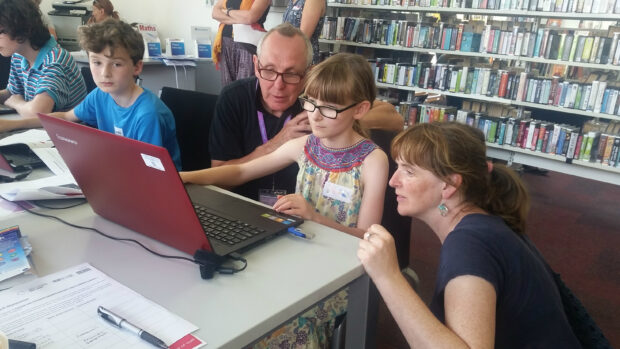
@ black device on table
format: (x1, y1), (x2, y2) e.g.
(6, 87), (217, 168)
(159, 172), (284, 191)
(0, 143), (45, 180)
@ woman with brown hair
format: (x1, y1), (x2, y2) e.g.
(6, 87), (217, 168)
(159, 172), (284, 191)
(87, 0), (119, 25)
(358, 122), (581, 348)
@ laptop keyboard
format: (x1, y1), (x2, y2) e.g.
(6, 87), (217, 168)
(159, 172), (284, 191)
(193, 204), (267, 246)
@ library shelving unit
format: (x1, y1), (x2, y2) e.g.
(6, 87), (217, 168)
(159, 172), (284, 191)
(320, 1), (620, 185)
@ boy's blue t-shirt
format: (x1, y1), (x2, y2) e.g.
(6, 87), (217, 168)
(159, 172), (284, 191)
(73, 88), (181, 170)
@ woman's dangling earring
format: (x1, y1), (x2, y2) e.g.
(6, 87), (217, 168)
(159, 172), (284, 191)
(438, 203), (448, 217)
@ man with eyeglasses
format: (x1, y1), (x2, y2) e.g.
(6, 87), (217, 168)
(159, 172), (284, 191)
(208, 23), (403, 203)
(208, 23), (311, 203)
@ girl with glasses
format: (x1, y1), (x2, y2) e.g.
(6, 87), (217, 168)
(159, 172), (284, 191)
(181, 52), (388, 239)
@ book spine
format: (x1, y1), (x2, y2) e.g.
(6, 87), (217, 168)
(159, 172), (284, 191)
(550, 126), (562, 154)
(579, 132), (590, 159)
(593, 81), (607, 113)
(602, 135), (615, 165)
(566, 130), (579, 159)
(584, 131), (596, 160)
(573, 134), (583, 160)
(609, 137), (620, 167)
(595, 134), (609, 163)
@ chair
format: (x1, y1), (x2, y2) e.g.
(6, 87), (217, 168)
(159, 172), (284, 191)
(0, 55), (11, 89)
(369, 129), (412, 270)
(80, 66), (97, 93)
(160, 87), (218, 171)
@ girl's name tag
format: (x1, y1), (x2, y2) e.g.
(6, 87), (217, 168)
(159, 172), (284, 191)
(322, 181), (353, 203)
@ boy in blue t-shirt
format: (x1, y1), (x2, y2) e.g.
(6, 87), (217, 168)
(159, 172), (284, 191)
(4, 19), (181, 169)
(68, 20), (181, 169)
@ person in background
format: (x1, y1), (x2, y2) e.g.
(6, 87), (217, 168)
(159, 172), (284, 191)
(211, 0), (270, 86)
(87, 0), (119, 25)
(208, 23), (402, 204)
(0, 0), (86, 121)
(357, 122), (581, 348)
(282, 0), (325, 64)
(0, 20), (181, 170)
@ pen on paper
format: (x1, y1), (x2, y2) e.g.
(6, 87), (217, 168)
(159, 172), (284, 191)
(97, 306), (168, 349)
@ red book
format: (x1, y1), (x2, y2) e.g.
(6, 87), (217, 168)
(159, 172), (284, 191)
(536, 124), (547, 151)
(498, 71), (509, 97)
(549, 76), (560, 104)
(408, 107), (418, 126)
(441, 28), (448, 51)
(456, 24), (464, 51)
(487, 29), (496, 53)
(517, 122), (529, 148)
(531, 124), (540, 150)
(573, 134), (584, 160)
(541, 128), (551, 153)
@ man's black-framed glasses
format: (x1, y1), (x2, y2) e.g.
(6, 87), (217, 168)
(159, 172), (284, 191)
(257, 60), (304, 84)
(299, 97), (359, 119)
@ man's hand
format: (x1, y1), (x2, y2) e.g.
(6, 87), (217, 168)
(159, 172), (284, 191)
(267, 110), (312, 151)
(262, 110), (311, 153)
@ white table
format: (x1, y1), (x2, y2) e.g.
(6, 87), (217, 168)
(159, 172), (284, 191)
(0, 192), (376, 348)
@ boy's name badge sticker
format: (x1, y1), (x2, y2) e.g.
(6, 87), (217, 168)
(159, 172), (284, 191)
(322, 181), (353, 203)
(141, 153), (165, 171)
(114, 126), (124, 137)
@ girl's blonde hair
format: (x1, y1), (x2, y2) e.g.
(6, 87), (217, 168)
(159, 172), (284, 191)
(303, 53), (376, 137)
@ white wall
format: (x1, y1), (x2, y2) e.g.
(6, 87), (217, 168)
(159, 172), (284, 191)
(41, 0), (284, 46)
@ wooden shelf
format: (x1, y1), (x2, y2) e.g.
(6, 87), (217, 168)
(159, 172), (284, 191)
(319, 39), (620, 71)
(375, 82), (620, 122)
(327, 3), (620, 20)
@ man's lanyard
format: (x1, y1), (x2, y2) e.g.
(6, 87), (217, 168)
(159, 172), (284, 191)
(255, 80), (292, 144)
(257, 111), (292, 144)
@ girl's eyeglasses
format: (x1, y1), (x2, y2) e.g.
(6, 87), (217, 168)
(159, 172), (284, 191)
(299, 97), (358, 119)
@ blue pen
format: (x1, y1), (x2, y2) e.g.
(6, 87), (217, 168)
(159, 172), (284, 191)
(287, 227), (315, 239)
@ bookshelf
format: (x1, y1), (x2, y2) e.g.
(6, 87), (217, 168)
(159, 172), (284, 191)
(321, 0), (620, 184)
(320, 39), (620, 71)
(376, 82), (620, 121)
(327, 4), (620, 20)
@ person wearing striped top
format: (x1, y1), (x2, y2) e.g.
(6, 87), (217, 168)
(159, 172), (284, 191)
(0, 0), (86, 123)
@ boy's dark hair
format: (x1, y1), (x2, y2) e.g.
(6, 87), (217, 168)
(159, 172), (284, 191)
(0, 0), (51, 51)
(79, 19), (145, 65)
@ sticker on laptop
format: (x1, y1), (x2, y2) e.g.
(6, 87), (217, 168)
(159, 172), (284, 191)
(141, 153), (165, 171)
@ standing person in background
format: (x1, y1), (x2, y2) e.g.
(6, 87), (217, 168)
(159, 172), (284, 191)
(211, 0), (270, 86)
(87, 0), (120, 25)
(282, 0), (325, 64)
(357, 122), (581, 348)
